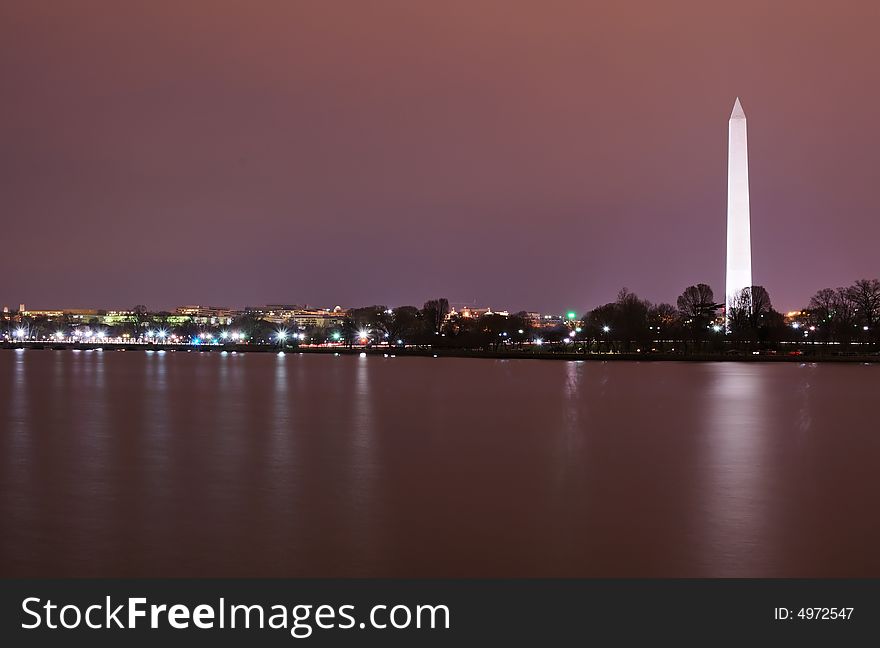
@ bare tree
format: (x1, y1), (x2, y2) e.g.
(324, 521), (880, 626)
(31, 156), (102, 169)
(648, 302), (680, 344)
(677, 284), (715, 317)
(727, 289), (752, 334)
(649, 302), (678, 327)
(676, 283), (718, 337)
(727, 285), (772, 335)
(846, 279), (880, 331)
(615, 288), (651, 350)
(808, 288), (837, 341)
(809, 288), (836, 321)
(749, 286), (772, 327)
(831, 287), (857, 342)
(387, 306), (421, 345)
(421, 298), (450, 335)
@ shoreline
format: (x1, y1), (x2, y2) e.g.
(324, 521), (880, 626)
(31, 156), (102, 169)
(2, 342), (877, 363)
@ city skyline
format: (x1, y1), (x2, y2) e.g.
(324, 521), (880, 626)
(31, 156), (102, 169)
(2, 2), (879, 313)
(4, 3), (880, 631)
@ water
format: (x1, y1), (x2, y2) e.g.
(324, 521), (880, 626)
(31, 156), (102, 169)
(1, 349), (878, 577)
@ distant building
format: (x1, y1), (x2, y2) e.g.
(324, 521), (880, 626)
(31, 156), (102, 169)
(784, 310), (812, 329)
(175, 305), (237, 325)
(100, 310), (135, 324)
(291, 308), (347, 329)
(524, 312), (544, 327)
(245, 306), (296, 324)
(538, 314), (565, 327)
(243, 305), (347, 328)
(457, 307), (509, 319)
(21, 308), (100, 318)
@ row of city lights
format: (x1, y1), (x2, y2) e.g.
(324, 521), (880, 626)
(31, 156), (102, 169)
(6, 320), (871, 345)
(7, 323), (613, 345)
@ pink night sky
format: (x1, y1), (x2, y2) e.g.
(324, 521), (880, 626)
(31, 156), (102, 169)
(1, 1), (878, 313)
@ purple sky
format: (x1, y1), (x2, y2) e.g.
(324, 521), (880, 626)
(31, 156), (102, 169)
(2, 1), (878, 313)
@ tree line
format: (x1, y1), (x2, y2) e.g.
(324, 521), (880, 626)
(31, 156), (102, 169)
(5, 278), (879, 353)
(325, 278), (880, 352)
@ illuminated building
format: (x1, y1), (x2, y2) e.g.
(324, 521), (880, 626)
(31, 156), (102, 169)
(245, 305), (347, 328)
(175, 305), (237, 325)
(291, 308), (347, 329)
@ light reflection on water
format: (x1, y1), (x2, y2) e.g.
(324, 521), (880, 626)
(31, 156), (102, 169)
(1, 352), (878, 577)
(702, 364), (771, 574)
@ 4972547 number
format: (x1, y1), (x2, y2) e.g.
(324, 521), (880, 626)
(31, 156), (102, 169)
(775, 608), (854, 620)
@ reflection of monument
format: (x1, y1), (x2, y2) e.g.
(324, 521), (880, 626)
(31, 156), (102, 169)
(725, 97), (752, 320)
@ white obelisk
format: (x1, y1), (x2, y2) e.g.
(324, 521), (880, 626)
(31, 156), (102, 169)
(725, 97), (752, 321)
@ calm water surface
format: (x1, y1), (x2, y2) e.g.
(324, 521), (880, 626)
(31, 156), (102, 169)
(1, 349), (878, 577)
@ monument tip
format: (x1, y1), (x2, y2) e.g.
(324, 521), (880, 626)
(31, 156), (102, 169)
(730, 97), (746, 120)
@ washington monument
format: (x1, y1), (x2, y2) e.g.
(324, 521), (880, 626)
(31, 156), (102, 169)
(725, 97), (752, 320)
